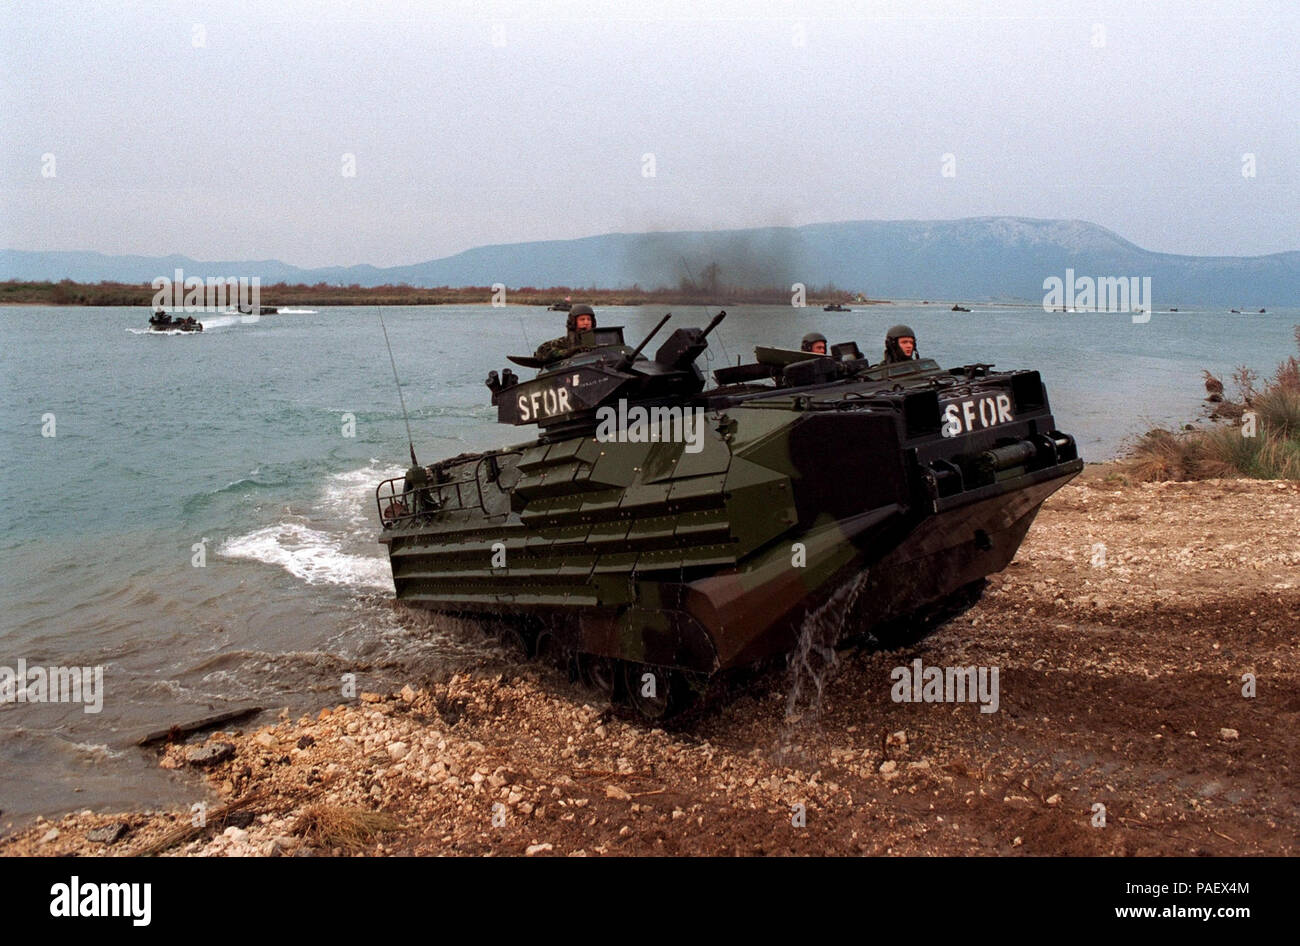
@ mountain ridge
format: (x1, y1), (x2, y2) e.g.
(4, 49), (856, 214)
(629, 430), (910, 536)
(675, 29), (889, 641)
(4, 217), (1296, 305)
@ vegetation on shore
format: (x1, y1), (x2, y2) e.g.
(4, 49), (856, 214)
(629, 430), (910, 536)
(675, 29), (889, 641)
(1128, 326), (1300, 480)
(0, 278), (884, 308)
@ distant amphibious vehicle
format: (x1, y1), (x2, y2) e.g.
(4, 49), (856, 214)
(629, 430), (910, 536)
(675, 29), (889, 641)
(148, 310), (203, 332)
(376, 311), (1081, 718)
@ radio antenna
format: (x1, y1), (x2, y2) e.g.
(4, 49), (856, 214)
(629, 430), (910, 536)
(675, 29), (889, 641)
(378, 307), (419, 467)
(678, 258), (731, 367)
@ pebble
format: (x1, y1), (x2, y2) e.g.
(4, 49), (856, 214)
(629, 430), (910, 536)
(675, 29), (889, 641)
(86, 823), (128, 844)
(262, 836), (295, 857)
(1219, 728), (1240, 741)
(185, 742), (236, 767)
(39, 828), (59, 844)
(525, 842), (553, 856)
(387, 742), (409, 761)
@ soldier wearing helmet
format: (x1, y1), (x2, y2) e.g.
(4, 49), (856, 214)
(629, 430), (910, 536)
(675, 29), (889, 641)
(883, 324), (918, 363)
(534, 304), (598, 363)
(568, 304), (596, 333)
(800, 331), (828, 356)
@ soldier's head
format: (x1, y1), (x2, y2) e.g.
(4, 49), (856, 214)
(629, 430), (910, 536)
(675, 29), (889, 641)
(800, 331), (828, 355)
(567, 304), (596, 333)
(885, 324), (917, 360)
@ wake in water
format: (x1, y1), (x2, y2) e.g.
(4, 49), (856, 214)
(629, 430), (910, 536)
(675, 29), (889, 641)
(219, 462), (398, 592)
(200, 312), (261, 329)
(125, 313), (259, 334)
(275, 308), (318, 314)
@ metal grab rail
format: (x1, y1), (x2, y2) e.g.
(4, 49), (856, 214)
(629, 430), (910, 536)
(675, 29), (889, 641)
(376, 451), (524, 527)
(376, 477), (420, 529)
(375, 472), (476, 529)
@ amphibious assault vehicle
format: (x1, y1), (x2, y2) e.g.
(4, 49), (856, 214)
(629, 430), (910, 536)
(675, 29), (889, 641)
(375, 312), (1082, 718)
(148, 310), (203, 332)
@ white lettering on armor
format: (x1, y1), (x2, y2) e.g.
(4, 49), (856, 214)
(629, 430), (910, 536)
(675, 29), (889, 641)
(941, 396), (1016, 438)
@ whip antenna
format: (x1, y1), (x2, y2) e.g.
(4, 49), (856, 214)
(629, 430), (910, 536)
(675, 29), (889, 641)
(378, 307), (419, 467)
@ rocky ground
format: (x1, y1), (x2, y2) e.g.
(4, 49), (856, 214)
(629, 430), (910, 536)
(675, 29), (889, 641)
(4, 466), (1296, 857)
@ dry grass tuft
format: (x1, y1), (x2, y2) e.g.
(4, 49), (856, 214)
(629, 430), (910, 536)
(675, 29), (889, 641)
(1127, 429), (1197, 482)
(291, 804), (402, 851)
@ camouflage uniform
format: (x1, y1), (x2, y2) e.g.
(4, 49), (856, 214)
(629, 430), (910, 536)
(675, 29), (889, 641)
(533, 335), (573, 363)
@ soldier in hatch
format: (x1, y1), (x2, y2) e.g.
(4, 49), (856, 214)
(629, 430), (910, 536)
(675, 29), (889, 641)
(533, 303), (598, 363)
(799, 331), (828, 356)
(882, 324), (918, 363)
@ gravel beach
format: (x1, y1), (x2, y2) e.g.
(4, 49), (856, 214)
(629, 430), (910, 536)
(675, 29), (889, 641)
(5, 466), (1296, 857)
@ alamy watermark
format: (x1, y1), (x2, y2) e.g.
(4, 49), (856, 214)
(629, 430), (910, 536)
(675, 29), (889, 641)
(151, 268), (260, 312)
(594, 398), (707, 454)
(1042, 268), (1152, 323)
(1, 659), (104, 713)
(890, 658), (999, 713)
(49, 876), (150, 926)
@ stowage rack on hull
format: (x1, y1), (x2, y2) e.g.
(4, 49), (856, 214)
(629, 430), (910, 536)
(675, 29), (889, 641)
(376, 312), (1082, 719)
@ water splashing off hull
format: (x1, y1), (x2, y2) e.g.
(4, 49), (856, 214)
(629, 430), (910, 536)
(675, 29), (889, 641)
(783, 568), (873, 723)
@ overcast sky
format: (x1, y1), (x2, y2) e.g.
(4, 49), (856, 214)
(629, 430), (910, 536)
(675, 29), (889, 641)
(2, 0), (1296, 267)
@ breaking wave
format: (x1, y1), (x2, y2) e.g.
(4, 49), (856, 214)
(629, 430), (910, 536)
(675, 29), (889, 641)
(218, 463), (398, 592)
(219, 521), (391, 591)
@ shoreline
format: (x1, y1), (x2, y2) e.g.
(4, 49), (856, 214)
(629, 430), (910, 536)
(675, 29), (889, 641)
(0, 299), (903, 309)
(0, 282), (894, 308)
(1, 300), (1274, 312)
(3, 465), (1295, 857)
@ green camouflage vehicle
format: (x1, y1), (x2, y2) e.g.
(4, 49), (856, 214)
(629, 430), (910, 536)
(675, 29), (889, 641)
(376, 312), (1082, 718)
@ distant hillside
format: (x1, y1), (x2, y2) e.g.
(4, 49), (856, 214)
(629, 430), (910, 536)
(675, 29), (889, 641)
(5, 218), (1296, 305)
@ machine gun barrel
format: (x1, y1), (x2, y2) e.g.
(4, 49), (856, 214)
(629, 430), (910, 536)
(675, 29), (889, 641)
(619, 313), (672, 369)
(700, 310), (727, 338)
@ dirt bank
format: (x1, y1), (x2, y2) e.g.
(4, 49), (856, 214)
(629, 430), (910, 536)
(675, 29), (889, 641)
(4, 467), (1296, 857)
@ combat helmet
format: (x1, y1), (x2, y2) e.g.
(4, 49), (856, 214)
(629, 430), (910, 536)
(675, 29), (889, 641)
(800, 331), (828, 354)
(884, 324), (918, 362)
(566, 304), (597, 332)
